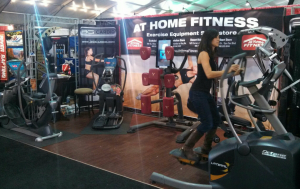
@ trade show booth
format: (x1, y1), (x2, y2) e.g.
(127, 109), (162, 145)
(0, 1), (300, 189)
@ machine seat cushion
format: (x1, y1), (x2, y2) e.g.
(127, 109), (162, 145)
(74, 88), (93, 95)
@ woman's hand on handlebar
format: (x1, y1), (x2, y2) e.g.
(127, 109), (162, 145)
(234, 68), (244, 76)
(228, 64), (239, 73)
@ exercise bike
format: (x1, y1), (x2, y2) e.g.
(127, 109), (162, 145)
(150, 52), (300, 189)
(91, 54), (127, 129)
(0, 60), (62, 142)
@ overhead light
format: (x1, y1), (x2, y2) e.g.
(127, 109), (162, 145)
(8, 25), (14, 30)
(11, 0), (16, 2)
(245, 1), (253, 9)
(72, 1), (79, 7)
(28, 0), (36, 4)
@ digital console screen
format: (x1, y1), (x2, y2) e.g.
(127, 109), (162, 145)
(156, 39), (171, 68)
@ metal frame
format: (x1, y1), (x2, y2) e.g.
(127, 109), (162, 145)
(23, 14), (79, 91)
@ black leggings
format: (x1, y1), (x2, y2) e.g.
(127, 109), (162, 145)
(188, 90), (221, 134)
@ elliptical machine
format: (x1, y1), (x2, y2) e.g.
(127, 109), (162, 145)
(238, 26), (298, 132)
(0, 60), (62, 142)
(150, 52), (300, 189)
(91, 54), (127, 129)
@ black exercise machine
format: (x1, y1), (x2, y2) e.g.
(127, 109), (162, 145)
(91, 54), (127, 129)
(151, 52), (300, 189)
(0, 60), (62, 142)
(176, 56), (252, 143)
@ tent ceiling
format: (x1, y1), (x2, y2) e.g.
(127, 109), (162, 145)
(0, 0), (299, 26)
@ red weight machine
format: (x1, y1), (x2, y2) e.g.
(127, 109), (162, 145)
(127, 44), (197, 138)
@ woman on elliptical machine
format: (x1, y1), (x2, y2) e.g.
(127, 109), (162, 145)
(84, 47), (101, 91)
(179, 29), (241, 163)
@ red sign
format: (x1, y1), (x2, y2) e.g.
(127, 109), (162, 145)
(241, 34), (267, 51)
(0, 31), (7, 81)
(127, 37), (143, 50)
(0, 26), (9, 31)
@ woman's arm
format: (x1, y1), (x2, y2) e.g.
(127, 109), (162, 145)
(86, 56), (101, 62)
(199, 52), (239, 79)
(199, 52), (224, 79)
(187, 55), (193, 68)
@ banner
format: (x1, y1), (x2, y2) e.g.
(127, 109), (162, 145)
(120, 8), (284, 57)
(78, 22), (119, 98)
(119, 9), (285, 123)
(0, 31), (7, 81)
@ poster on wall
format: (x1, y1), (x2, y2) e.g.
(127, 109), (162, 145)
(78, 22), (119, 96)
(7, 47), (24, 61)
(119, 8), (285, 119)
(0, 31), (7, 81)
(5, 30), (23, 47)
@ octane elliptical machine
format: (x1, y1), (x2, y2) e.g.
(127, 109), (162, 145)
(238, 26), (299, 133)
(178, 26), (300, 143)
(150, 52), (300, 189)
(127, 39), (197, 135)
(91, 54), (127, 129)
(177, 56), (252, 143)
(0, 60), (62, 142)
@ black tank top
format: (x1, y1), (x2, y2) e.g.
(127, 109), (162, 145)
(190, 53), (217, 93)
(85, 60), (92, 66)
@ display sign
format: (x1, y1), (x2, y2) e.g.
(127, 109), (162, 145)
(241, 34), (267, 50)
(0, 31), (7, 81)
(78, 22), (119, 92)
(127, 37), (143, 50)
(156, 39), (172, 68)
(5, 30), (23, 47)
(120, 8), (284, 57)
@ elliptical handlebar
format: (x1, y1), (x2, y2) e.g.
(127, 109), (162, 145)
(91, 53), (104, 90)
(92, 53), (104, 66)
(170, 52), (188, 73)
(220, 52), (247, 145)
(220, 53), (247, 84)
(115, 56), (127, 95)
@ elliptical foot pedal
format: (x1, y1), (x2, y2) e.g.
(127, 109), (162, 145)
(169, 149), (197, 165)
(93, 116), (108, 129)
(194, 147), (209, 164)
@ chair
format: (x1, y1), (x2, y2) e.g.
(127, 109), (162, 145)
(74, 88), (94, 117)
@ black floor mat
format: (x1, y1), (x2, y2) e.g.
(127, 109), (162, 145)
(81, 111), (133, 135)
(0, 136), (158, 189)
(0, 127), (80, 148)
